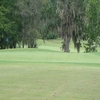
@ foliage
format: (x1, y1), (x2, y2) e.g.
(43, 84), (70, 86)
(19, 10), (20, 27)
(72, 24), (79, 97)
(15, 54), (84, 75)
(0, 5), (16, 49)
(41, 0), (60, 40)
(56, 0), (86, 52)
(46, 31), (58, 39)
(0, 0), (100, 53)
(14, 0), (43, 48)
(83, 0), (100, 52)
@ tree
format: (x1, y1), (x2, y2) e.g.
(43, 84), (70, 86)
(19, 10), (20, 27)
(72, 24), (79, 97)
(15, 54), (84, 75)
(41, 0), (60, 41)
(0, 0), (21, 49)
(0, 0), (100, 52)
(57, 0), (86, 52)
(16, 0), (42, 48)
(84, 0), (100, 52)
(0, 6), (14, 49)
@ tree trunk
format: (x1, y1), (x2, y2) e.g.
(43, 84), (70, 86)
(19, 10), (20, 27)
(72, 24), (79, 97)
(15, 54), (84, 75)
(64, 34), (70, 52)
(22, 40), (24, 48)
(94, 40), (97, 52)
(22, 19), (25, 48)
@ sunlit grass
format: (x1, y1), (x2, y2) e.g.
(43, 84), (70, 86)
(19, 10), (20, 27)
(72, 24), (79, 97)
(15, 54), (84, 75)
(0, 39), (100, 100)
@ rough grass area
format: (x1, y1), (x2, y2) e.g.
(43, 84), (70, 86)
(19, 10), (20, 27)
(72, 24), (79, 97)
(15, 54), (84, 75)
(0, 39), (100, 100)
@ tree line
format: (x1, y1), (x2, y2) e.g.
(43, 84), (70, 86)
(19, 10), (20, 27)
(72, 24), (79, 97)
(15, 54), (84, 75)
(0, 0), (100, 52)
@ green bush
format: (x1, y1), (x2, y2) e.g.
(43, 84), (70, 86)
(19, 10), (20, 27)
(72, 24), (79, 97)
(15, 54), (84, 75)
(46, 31), (58, 39)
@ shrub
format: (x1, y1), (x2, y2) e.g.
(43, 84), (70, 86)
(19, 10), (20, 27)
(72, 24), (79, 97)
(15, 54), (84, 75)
(46, 31), (58, 39)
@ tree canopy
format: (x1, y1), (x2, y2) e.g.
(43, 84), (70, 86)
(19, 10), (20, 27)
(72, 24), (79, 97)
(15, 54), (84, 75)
(0, 0), (100, 52)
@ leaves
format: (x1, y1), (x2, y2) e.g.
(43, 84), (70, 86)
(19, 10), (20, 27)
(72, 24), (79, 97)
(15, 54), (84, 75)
(41, 1), (60, 39)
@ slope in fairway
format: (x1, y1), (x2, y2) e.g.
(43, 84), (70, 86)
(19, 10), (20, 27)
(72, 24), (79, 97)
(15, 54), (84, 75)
(0, 39), (100, 100)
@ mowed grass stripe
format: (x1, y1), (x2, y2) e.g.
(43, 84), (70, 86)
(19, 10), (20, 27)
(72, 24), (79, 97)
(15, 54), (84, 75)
(0, 48), (100, 64)
(0, 64), (100, 100)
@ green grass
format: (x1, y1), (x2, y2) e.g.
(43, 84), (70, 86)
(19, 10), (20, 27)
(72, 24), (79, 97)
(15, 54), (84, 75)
(0, 39), (100, 100)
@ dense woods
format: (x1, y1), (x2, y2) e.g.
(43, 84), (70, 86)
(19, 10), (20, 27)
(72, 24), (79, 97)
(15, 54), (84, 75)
(0, 0), (100, 52)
